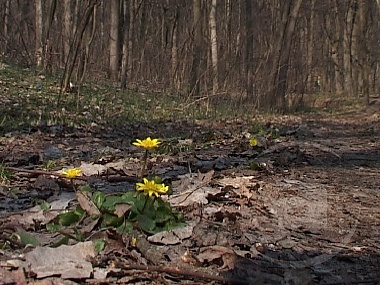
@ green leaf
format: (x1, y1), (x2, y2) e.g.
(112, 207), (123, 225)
(130, 194), (147, 214)
(102, 213), (124, 227)
(17, 231), (40, 246)
(93, 239), (106, 254)
(155, 208), (171, 223)
(117, 221), (134, 234)
(142, 203), (157, 219)
(80, 184), (93, 192)
(58, 211), (80, 226)
(121, 191), (137, 202)
(153, 176), (162, 184)
(136, 214), (156, 233)
(46, 222), (62, 232)
(74, 205), (86, 216)
(102, 196), (124, 211)
(92, 191), (106, 209)
(156, 198), (171, 208)
(73, 228), (84, 242)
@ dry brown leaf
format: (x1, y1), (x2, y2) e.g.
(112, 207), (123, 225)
(0, 267), (27, 285)
(196, 245), (236, 264)
(24, 241), (95, 279)
(114, 203), (132, 218)
(147, 223), (195, 245)
(169, 171), (220, 207)
(76, 191), (100, 217)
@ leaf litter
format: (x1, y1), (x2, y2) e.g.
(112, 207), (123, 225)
(0, 113), (379, 284)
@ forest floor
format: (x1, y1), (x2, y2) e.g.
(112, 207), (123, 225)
(1, 108), (380, 285)
(0, 66), (380, 285)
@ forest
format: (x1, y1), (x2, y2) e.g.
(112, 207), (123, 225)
(1, 0), (380, 111)
(0, 1), (380, 285)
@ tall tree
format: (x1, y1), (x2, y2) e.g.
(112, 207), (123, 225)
(109, 0), (120, 81)
(35, 0), (43, 67)
(120, 0), (129, 89)
(209, 0), (218, 94)
(43, 0), (57, 71)
(306, 0), (316, 92)
(63, 0), (72, 65)
(170, 2), (180, 90)
(190, 0), (202, 96)
(3, 0), (10, 53)
(244, 0), (254, 102)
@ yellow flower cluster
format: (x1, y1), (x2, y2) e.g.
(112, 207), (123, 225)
(61, 168), (82, 179)
(249, 137), (258, 147)
(136, 178), (169, 197)
(133, 137), (161, 150)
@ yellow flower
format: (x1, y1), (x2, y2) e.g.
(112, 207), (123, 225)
(136, 178), (169, 197)
(133, 137), (161, 150)
(249, 137), (258, 147)
(61, 168), (82, 179)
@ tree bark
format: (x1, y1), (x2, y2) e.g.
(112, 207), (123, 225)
(63, 0), (72, 66)
(35, 0), (43, 67)
(170, 2), (180, 90)
(190, 0), (202, 97)
(209, 0), (218, 94)
(244, 0), (254, 102)
(120, 0), (129, 89)
(109, 0), (120, 81)
(306, 0), (316, 92)
(4, 0), (10, 53)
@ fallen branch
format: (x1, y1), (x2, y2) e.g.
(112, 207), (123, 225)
(113, 262), (252, 285)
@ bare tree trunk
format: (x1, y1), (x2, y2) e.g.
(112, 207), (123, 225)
(63, 0), (72, 66)
(43, 0), (57, 72)
(190, 0), (202, 97)
(77, 5), (96, 84)
(357, 1), (370, 104)
(170, 3), (180, 90)
(127, 0), (135, 84)
(59, 0), (99, 104)
(109, 0), (120, 81)
(136, 1), (148, 81)
(244, 0), (254, 102)
(306, 0), (316, 92)
(35, 0), (43, 68)
(4, 0), (10, 53)
(120, 0), (129, 89)
(343, 1), (356, 97)
(209, 0), (218, 94)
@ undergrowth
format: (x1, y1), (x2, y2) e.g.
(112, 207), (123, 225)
(0, 63), (365, 134)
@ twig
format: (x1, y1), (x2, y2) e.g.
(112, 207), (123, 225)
(114, 262), (253, 285)
(5, 167), (137, 183)
(6, 167), (87, 180)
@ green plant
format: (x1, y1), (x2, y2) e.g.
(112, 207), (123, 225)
(0, 165), (12, 183)
(43, 160), (57, 171)
(47, 186), (185, 238)
(47, 138), (185, 244)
